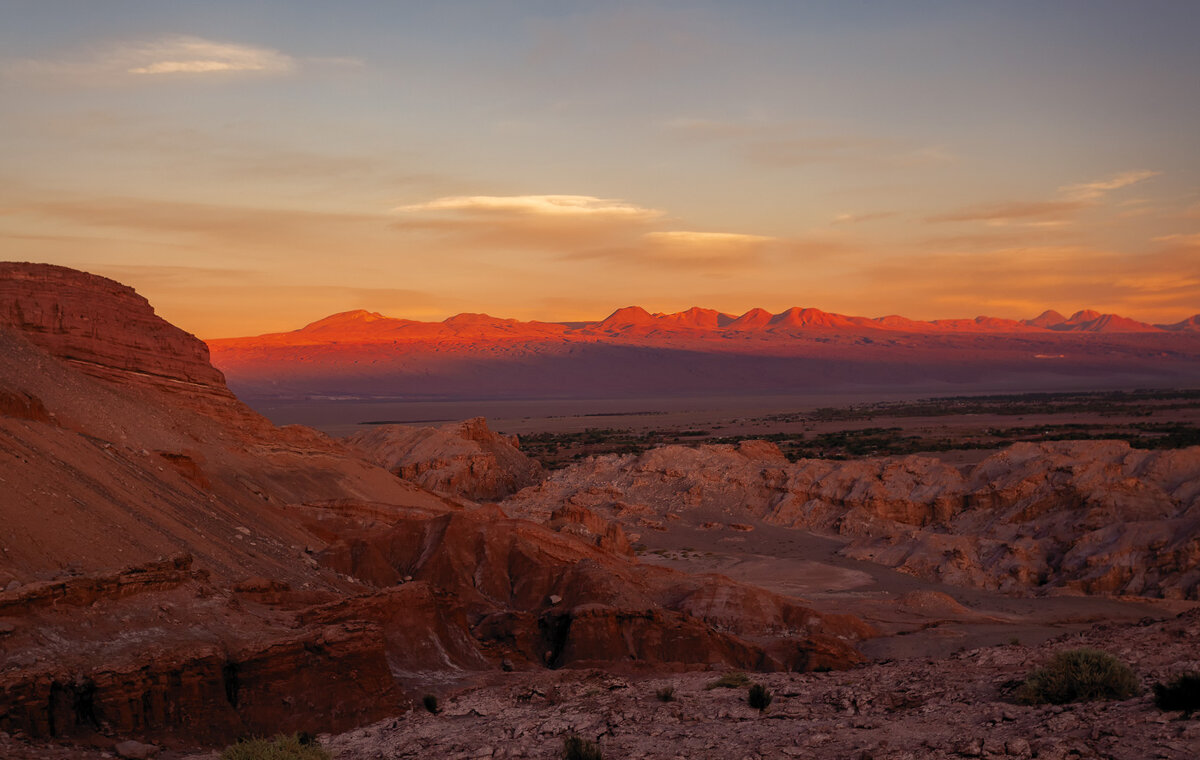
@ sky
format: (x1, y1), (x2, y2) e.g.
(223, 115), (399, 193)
(1, 0), (1198, 338)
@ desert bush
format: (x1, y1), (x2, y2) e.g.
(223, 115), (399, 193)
(748, 682), (773, 712)
(656, 685), (677, 702)
(1016, 648), (1138, 705)
(422, 694), (440, 714)
(563, 734), (602, 760)
(1154, 673), (1200, 716)
(705, 671), (751, 690)
(220, 734), (330, 760)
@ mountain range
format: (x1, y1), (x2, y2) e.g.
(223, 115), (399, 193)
(207, 305), (1200, 402)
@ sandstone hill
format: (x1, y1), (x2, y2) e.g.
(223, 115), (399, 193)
(0, 263), (870, 753)
(501, 439), (1200, 600)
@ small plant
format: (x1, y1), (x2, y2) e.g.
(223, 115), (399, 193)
(422, 694), (440, 714)
(220, 734), (331, 760)
(705, 671), (751, 690)
(1016, 648), (1139, 705)
(563, 734), (602, 760)
(1154, 673), (1200, 717)
(655, 685), (676, 702)
(748, 682), (773, 712)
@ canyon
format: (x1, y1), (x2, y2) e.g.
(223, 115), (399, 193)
(1, 262), (1198, 759)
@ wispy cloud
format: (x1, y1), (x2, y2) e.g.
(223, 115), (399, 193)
(926, 201), (1087, 225)
(124, 36), (294, 75)
(831, 211), (896, 225)
(4, 35), (298, 83)
(396, 194), (662, 220)
(1060, 170), (1160, 201)
(1152, 232), (1200, 246)
(928, 170), (1161, 228)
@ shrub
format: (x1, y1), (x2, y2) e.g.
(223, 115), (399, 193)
(220, 734), (331, 760)
(656, 685), (676, 702)
(1154, 673), (1200, 716)
(748, 682), (773, 712)
(422, 694), (440, 714)
(1016, 648), (1139, 705)
(705, 671), (751, 690)
(563, 734), (602, 760)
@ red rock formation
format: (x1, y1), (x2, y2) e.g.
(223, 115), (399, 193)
(0, 262), (225, 388)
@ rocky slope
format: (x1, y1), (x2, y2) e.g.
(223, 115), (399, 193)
(347, 417), (542, 501)
(502, 440), (1200, 599)
(0, 263), (872, 752)
(202, 607), (1198, 760)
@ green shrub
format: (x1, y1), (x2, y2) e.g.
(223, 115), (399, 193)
(748, 682), (773, 712)
(1154, 673), (1200, 716)
(422, 694), (440, 714)
(655, 686), (676, 702)
(705, 671), (751, 690)
(1016, 648), (1139, 705)
(563, 734), (602, 760)
(220, 734), (331, 760)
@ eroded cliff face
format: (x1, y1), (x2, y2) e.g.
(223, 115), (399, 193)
(502, 440), (1200, 599)
(0, 263), (872, 749)
(0, 262), (225, 389)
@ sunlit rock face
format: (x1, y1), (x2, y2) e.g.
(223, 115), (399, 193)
(0, 262), (225, 388)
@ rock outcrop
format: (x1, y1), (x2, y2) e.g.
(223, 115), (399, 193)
(348, 417), (543, 501)
(0, 262), (225, 388)
(502, 440), (1200, 599)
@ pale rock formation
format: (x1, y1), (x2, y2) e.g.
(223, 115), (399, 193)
(348, 417), (543, 501)
(503, 440), (1200, 599)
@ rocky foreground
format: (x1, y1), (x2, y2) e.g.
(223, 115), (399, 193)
(3, 608), (1195, 759)
(241, 609), (1198, 760)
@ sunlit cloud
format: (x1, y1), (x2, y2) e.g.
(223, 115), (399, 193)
(396, 194), (662, 220)
(3, 35), (297, 82)
(831, 211), (896, 225)
(125, 37), (294, 75)
(1060, 170), (1160, 201)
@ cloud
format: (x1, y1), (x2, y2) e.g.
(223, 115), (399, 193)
(857, 244), (1200, 322)
(7, 195), (380, 250)
(125, 37), (294, 75)
(4, 35), (296, 83)
(396, 194), (662, 220)
(926, 201), (1088, 225)
(831, 211), (896, 225)
(928, 170), (1162, 229)
(1060, 170), (1160, 201)
(1152, 232), (1200, 246)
